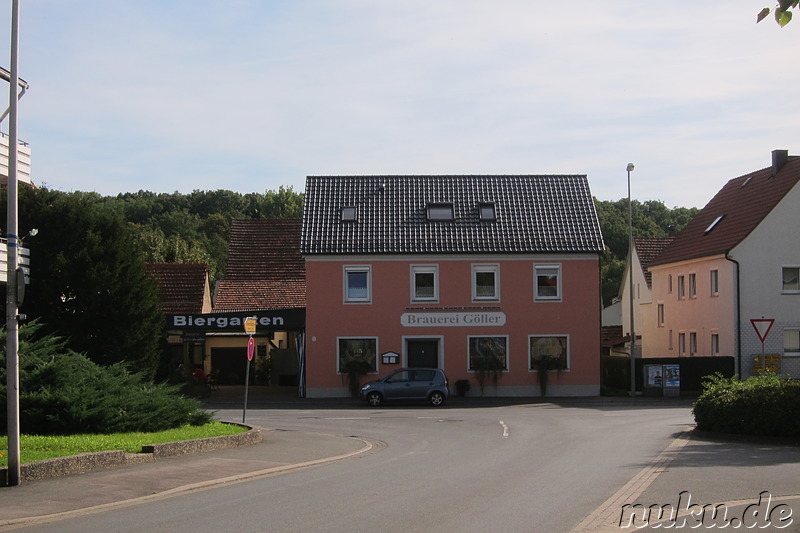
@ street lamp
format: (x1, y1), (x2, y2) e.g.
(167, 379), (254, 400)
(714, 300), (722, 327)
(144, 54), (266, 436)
(627, 163), (636, 398)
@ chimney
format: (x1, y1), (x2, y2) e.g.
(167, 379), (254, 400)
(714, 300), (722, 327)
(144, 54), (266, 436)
(772, 149), (789, 176)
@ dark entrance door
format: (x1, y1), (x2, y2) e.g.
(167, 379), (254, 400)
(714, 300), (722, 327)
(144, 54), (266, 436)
(407, 339), (439, 368)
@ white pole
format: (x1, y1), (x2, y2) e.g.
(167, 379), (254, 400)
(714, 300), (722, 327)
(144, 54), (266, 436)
(5, 0), (21, 487)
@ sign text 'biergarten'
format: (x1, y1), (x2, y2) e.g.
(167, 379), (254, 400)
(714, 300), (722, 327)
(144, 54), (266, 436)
(167, 309), (305, 331)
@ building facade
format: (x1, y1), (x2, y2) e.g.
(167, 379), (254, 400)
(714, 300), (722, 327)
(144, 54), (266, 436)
(645, 150), (800, 378)
(301, 175), (605, 397)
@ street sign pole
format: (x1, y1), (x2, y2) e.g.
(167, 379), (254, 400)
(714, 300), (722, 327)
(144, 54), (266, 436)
(5, 0), (21, 487)
(242, 317), (257, 423)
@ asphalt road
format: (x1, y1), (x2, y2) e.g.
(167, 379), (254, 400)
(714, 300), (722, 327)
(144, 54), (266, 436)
(10, 401), (695, 533)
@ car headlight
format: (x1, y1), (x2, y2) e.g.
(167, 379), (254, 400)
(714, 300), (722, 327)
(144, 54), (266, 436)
(361, 384), (371, 391)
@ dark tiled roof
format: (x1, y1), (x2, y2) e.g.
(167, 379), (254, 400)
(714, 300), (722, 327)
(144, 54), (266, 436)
(146, 263), (210, 314)
(651, 155), (800, 266)
(214, 219), (306, 311)
(634, 237), (675, 288)
(601, 325), (625, 347)
(301, 175), (604, 255)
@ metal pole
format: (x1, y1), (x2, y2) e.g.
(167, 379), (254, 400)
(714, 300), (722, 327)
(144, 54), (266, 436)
(242, 339), (251, 424)
(627, 163), (636, 398)
(5, 0), (21, 487)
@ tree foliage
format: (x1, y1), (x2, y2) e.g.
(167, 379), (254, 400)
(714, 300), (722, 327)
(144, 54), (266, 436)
(0, 323), (211, 435)
(105, 186), (303, 284)
(2, 187), (165, 376)
(758, 1), (798, 26)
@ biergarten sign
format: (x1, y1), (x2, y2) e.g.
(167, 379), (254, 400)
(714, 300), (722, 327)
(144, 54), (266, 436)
(166, 309), (305, 331)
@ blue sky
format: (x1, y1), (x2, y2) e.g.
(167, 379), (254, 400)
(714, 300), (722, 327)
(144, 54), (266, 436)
(1, 1), (798, 208)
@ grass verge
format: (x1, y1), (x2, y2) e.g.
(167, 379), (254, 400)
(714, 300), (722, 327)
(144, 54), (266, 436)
(0, 421), (248, 468)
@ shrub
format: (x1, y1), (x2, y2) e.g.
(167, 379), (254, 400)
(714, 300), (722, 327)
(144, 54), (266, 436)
(1, 323), (211, 435)
(692, 373), (800, 437)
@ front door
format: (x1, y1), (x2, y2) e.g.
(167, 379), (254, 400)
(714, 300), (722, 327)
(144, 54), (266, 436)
(406, 339), (439, 368)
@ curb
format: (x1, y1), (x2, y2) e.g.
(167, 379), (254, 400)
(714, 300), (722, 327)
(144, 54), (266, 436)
(0, 423), (262, 485)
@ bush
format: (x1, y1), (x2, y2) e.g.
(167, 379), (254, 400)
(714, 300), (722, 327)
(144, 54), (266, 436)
(0, 323), (211, 435)
(692, 373), (800, 437)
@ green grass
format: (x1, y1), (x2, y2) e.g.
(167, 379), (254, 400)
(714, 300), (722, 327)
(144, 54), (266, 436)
(0, 421), (248, 467)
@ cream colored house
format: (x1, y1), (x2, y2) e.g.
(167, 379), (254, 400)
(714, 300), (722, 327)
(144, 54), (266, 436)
(620, 237), (674, 357)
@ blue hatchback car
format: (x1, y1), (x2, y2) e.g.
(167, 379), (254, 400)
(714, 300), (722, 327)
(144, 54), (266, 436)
(360, 368), (449, 407)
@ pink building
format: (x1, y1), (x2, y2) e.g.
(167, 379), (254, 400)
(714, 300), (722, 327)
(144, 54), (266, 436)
(642, 150), (800, 378)
(300, 175), (605, 397)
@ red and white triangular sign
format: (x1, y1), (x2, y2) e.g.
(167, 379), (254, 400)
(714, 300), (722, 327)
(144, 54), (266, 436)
(750, 318), (775, 343)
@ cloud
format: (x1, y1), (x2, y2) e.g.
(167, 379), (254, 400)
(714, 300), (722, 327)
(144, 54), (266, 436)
(1, 0), (798, 207)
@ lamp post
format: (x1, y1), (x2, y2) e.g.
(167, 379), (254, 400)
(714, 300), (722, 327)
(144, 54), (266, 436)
(627, 163), (636, 398)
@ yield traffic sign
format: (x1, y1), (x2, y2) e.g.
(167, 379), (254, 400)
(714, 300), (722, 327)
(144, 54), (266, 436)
(750, 318), (775, 343)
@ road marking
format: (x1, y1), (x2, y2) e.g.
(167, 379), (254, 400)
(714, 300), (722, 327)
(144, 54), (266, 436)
(500, 421), (509, 438)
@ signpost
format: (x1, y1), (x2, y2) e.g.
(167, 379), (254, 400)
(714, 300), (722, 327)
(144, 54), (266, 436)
(242, 317), (256, 423)
(750, 318), (775, 374)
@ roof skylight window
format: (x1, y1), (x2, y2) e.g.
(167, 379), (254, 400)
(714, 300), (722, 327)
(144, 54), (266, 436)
(704, 215), (724, 234)
(479, 202), (496, 221)
(341, 206), (357, 221)
(427, 202), (454, 221)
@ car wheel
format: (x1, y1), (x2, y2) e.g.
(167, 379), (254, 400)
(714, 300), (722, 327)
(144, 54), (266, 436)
(366, 391), (383, 406)
(429, 391), (445, 406)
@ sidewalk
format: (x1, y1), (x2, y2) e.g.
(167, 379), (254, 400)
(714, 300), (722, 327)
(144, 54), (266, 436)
(571, 430), (800, 531)
(0, 427), (374, 529)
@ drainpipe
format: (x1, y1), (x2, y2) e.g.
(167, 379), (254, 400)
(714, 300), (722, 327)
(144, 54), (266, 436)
(725, 252), (741, 378)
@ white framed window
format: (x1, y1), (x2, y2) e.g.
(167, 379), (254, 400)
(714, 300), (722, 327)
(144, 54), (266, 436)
(468, 336), (508, 372)
(689, 331), (697, 355)
(678, 332), (686, 355)
(337, 337), (378, 374)
(668, 274), (673, 294)
(534, 264), (561, 301)
(473, 264), (500, 301)
(688, 273), (697, 299)
(785, 329), (800, 356)
(711, 333), (720, 355)
(529, 335), (569, 371)
(677, 275), (685, 300)
(344, 265), (371, 303)
(657, 303), (665, 327)
(411, 265), (438, 302)
(668, 330), (674, 351)
(783, 266), (800, 293)
(710, 269), (719, 296)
